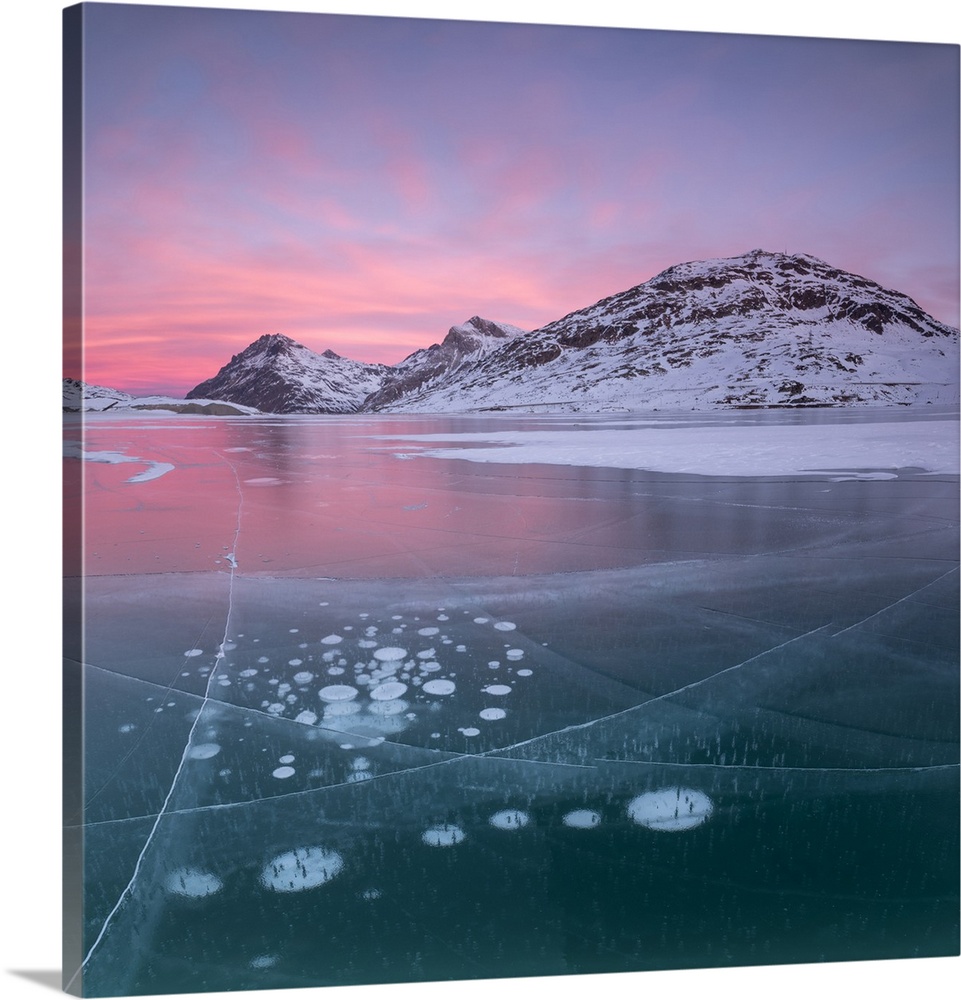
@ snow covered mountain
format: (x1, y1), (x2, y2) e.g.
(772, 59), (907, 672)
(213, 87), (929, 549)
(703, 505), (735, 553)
(186, 333), (391, 413)
(368, 250), (959, 412)
(362, 316), (526, 410)
(63, 377), (134, 411)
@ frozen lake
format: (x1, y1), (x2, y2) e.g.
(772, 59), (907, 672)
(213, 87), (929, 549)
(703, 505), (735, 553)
(63, 408), (959, 995)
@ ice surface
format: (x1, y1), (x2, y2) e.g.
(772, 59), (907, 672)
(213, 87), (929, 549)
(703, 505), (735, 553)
(69, 412), (959, 995)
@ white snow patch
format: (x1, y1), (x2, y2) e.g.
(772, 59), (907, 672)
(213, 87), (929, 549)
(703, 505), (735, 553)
(404, 418), (960, 479)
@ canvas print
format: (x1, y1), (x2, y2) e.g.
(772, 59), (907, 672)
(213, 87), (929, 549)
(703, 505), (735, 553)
(62, 2), (960, 997)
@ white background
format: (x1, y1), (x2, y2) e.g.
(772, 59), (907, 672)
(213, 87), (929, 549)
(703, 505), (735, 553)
(1, 2), (958, 999)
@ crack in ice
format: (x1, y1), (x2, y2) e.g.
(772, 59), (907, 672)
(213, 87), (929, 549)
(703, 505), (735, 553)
(832, 567), (959, 637)
(68, 452), (246, 992)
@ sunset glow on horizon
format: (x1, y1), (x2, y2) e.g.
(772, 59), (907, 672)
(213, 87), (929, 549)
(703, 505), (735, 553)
(70, 4), (959, 397)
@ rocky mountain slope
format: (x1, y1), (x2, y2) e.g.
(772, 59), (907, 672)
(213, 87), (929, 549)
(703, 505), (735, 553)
(63, 377), (134, 411)
(369, 250), (958, 412)
(186, 333), (391, 413)
(363, 316), (525, 410)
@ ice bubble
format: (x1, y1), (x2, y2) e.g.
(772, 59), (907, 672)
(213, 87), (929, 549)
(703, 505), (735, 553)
(272, 766), (295, 779)
(321, 634), (343, 645)
(187, 743), (221, 760)
(295, 711), (318, 725)
(473, 617), (489, 624)
(351, 757), (371, 770)
(489, 810), (529, 830)
(479, 708), (506, 721)
(420, 661), (442, 673)
(358, 640), (377, 649)
(506, 649), (524, 659)
(288, 659), (303, 666)
(319, 685), (359, 702)
(279, 754), (295, 764)
(324, 700), (361, 717)
(369, 681), (408, 701)
(627, 787), (714, 832)
(240, 668), (259, 678)
(165, 868), (222, 898)
(459, 727), (480, 737)
(422, 679), (456, 696)
(563, 810), (601, 829)
(417, 627), (439, 636)
(260, 846), (344, 892)
(455, 645), (466, 652)
(250, 955), (277, 970)
(373, 647), (407, 661)
(421, 825), (465, 847)
(360, 888), (381, 900)
(118, 723), (136, 734)
(516, 669), (533, 677)
(288, 629), (299, 634)
(292, 671), (314, 685)
(437, 614), (449, 621)
(368, 699), (409, 716)
(328, 666), (345, 675)
(483, 685), (512, 696)
(257, 656), (269, 664)
(184, 649), (203, 657)
(493, 622), (516, 631)
(347, 770), (373, 783)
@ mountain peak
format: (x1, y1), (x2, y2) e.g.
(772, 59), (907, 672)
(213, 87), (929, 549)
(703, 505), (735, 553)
(187, 335), (389, 413)
(248, 333), (299, 354)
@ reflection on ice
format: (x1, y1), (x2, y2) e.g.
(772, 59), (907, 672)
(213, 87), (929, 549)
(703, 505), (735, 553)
(72, 411), (959, 995)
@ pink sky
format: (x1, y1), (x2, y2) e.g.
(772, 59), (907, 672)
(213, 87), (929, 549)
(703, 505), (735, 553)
(68, 4), (959, 396)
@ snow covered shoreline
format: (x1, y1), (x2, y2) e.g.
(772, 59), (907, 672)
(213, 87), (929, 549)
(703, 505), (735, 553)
(388, 413), (960, 479)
